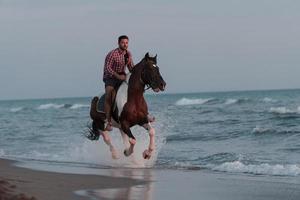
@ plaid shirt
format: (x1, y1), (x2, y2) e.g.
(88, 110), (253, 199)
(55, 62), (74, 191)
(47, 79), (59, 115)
(103, 48), (134, 80)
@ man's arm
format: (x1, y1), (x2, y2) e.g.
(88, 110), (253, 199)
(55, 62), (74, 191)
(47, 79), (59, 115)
(126, 51), (134, 72)
(104, 52), (116, 77)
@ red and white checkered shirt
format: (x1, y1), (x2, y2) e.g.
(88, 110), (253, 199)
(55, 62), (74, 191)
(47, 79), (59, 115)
(103, 48), (134, 80)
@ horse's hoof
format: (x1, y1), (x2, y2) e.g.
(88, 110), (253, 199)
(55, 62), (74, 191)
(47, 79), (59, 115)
(112, 153), (120, 160)
(124, 149), (130, 157)
(111, 149), (120, 160)
(143, 150), (151, 160)
(85, 128), (100, 141)
(124, 149), (133, 157)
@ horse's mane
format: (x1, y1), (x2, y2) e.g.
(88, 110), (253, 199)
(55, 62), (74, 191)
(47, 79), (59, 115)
(131, 56), (156, 74)
(131, 58), (146, 74)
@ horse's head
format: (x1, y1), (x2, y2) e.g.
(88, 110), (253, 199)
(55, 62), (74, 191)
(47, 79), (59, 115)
(141, 53), (166, 92)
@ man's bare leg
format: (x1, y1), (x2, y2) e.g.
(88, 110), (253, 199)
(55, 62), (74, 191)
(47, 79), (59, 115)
(104, 86), (114, 131)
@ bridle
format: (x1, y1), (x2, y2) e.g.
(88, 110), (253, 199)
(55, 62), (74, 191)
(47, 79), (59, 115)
(140, 67), (152, 91)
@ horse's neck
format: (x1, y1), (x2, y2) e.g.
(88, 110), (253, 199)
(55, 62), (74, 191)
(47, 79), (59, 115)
(128, 63), (145, 100)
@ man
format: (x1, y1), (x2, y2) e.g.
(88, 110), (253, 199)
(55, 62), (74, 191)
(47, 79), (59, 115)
(103, 35), (134, 131)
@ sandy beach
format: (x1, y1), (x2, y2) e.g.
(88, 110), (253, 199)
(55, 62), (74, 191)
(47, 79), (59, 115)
(1, 158), (300, 200)
(0, 159), (145, 200)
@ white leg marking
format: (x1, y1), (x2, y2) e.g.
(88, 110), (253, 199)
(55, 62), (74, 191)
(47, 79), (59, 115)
(142, 123), (155, 159)
(101, 131), (119, 159)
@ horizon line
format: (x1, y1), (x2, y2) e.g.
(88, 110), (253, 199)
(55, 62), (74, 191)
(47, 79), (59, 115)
(1, 87), (300, 102)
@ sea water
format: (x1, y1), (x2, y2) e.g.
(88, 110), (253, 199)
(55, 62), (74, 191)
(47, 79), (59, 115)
(1, 89), (300, 177)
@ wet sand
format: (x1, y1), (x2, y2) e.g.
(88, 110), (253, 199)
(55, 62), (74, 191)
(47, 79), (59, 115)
(74, 167), (300, 200)
(0, 159), (145, 200)
(1, 158), (300, 200)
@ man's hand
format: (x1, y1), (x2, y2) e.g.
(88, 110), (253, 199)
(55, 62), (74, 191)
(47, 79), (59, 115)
(114, 72), (126, 81)
(119, 74), (126, 81)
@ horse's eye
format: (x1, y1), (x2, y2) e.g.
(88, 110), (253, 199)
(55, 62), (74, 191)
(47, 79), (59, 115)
(152, 64), (157, 68)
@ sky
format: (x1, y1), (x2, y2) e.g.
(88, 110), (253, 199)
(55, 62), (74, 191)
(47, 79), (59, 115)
(1, 0), (300, 100)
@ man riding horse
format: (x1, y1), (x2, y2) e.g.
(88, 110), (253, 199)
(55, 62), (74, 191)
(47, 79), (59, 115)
(87, 35), (166, 160)
(103, 35), (134, 131)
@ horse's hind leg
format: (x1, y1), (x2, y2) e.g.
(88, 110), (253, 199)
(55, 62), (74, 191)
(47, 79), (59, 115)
(101, 131), (120, 159)
(142, 123), (155, 160)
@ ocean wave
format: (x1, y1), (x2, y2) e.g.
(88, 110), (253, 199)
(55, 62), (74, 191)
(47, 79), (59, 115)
(252, 126), (273, 134)
(0, 149), (5, 157)
(224, 98), (250, 105)
(269, 107), (300, 114)
(166, 134), (231, 143)
(37, 103), (66, 109)
(37, 103), (90, 110)
(198, 153), (240, 165)
(224, 99), (238, 105)
(252, 126), (300, 136)
(172, 161), (201, 170)
(10, 107), (23, 112)
(280, 147), (300, 153)
(212, 161), (300, 176)
(175, 98), (215, 106)
(262, 97), (277, 103)
(70, 104), (90, 109)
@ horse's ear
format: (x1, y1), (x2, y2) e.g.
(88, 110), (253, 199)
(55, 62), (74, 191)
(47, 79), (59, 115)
(145, 52), (150, 60)
(154, 54), (157, 62)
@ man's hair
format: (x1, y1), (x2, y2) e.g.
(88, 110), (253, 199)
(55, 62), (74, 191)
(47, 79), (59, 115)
(118, 35), (129, 43)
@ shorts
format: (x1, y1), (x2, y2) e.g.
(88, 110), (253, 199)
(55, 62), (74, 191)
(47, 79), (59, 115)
(103, 77), (123, 90)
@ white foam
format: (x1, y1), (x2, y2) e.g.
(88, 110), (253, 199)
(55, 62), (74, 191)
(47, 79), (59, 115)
(70, 104), (90, 109)
(225, 99), (238, 105)
(263, 97), (277, 103)
(2, 125), (166, 169)
(37, 103), (65, 110)
(213, 161), (300, 176)
(10, 107), (23, 112)
(173, 161), (195, 169)
(175, 98), (213, 106)
(0, 149), (5, 157)
(269, 107), (300, 114)
(68, 126), (165, 168)
(252, 126), (271, 134)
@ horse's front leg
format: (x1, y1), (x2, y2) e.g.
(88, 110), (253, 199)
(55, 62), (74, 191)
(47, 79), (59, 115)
(119, 128), (130, 150)
(142, 123), (155, 159)
(100, 131), (119, 159)
(120, 121), (136, 157)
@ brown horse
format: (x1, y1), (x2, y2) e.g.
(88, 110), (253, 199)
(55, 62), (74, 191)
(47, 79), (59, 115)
(87, 53), (166, 159)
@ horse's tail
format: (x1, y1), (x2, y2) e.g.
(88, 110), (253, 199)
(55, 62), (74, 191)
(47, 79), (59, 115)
(90, 96), (106, 121)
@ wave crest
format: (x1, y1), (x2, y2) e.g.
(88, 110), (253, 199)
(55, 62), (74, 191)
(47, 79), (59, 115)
(270, 107), (300, 114)
(10, 107), (23, 112)
(252, 126), (272, 134)
(37, 103), (65, 109)
(212, 161), (300, 176)
(175, 98), (214, 106)
(263, 97), (277, 103)
(0, 149), (5, 157)
(37, 103), (90, 110)
(70, 104), (90, 109)
(224, 99), (238, 105)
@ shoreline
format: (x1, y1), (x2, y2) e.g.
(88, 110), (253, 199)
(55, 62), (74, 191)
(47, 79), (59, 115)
(0, 158), (146, 200)
(1, 158), (300, 200)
